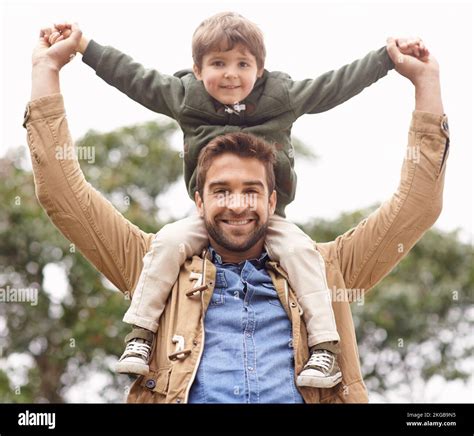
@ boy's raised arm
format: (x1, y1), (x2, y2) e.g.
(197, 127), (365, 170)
(287, 45), (394, 117)
(80, 39), (184, 119)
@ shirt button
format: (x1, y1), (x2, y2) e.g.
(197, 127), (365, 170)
(145, 379), (156, 390)
(246, 333), (251, 338)
(248, 366), (254, 371)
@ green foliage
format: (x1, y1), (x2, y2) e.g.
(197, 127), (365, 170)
(0, 120), (472, 403)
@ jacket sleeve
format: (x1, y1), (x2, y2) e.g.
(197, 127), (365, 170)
(24, 94), (154, 295)
(335, 111), (450, 294)
(288, 46), (394, 117)
(82, 40), (184, 119)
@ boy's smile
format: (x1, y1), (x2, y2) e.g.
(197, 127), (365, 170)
(193, 44), (263, 105)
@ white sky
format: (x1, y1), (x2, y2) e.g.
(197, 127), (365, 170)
(1, 0), (473, 243)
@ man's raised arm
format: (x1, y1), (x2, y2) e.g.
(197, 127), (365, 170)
(25, 25), (154, 295)
(329, 38), (449, 294)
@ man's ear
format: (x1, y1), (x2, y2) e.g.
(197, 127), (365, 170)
(195, 190), (204, 217)
(257, 67), (264, 78)
(193, 64), (202, 80)
(268, 190), (277, 215)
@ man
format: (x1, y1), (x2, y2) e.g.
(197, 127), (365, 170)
(25, 24), (449, 403)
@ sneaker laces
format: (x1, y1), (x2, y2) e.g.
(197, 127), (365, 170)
(306, 350), (334, 372)
(123, 339), (151, 360)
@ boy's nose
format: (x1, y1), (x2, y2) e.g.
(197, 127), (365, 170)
(224, 70), (238, 79)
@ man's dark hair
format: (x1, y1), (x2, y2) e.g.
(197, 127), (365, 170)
(196, 132), (276, 196)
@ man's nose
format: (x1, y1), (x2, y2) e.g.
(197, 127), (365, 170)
(226, 193), (250, 214)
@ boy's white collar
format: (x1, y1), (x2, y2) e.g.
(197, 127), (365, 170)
(224, 102), (246, 115)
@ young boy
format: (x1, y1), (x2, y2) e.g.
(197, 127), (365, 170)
(49, 13), (426, 389)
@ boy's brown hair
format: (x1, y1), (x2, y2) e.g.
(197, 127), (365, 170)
(192, 11), (266, 71)
(196, 132), (276, 196)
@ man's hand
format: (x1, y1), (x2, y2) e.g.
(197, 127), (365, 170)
(386, 37), (439, 86)
(32, 23), (82, 71)
(386, 37), (443, 115)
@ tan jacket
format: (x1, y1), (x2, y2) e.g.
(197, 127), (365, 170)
(24, 94), (450, 403)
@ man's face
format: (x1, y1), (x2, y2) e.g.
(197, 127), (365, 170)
(195, 153), (276, 256)
(193, 44), (264, 105)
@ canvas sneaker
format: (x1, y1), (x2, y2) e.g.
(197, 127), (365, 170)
(296, 349), (342, 388)
(115, 338), (152, 376)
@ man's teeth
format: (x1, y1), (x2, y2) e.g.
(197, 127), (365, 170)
(225, 219), (251, 225)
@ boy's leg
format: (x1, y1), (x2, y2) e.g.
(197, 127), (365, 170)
(117, 214), (208, 375)
(266, 215), (341, 388)
(123, 214), (208, 331)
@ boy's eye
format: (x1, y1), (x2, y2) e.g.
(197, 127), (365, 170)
(239, 62), (250, 68)
(212, 61), (224, 67)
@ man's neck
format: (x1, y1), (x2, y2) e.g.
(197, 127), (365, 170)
(209, 240), (265, 264)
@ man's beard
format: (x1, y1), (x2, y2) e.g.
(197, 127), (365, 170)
(203, 211), (269, 253)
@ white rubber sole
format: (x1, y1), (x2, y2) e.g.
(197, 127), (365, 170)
(115, 359), (149, 376)
(296, 371), (342, 388)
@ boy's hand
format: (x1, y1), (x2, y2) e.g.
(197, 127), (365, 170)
(50, 22), (90, 54)
(395, 37), (430, 61)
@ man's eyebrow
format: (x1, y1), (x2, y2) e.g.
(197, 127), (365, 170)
(207, 180), (265, 189)
(242, 180), (265, 188)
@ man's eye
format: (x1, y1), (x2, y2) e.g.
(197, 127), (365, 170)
(215, 189), (227, 194)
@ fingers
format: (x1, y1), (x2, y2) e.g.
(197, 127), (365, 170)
(386, 37), (404, 65)
(39, 27), (53, 40)
(53, 22), (72, 31)
(396, 36), (429, 60)
(49, 31), (62, 45)
(46, 22), (78, 46)
(61, 28), (73, 38)
(69, 22), (83, 44)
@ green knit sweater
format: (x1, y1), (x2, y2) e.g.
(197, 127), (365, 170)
(83, 41), (394, 216)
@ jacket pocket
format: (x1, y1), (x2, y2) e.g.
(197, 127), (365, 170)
(140, 366), (172, 396)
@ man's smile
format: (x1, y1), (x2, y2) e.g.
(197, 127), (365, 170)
(220, 218), (255, 226)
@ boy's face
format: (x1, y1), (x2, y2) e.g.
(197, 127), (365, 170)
(193, 44), (264, 105)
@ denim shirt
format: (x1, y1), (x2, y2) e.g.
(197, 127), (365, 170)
(188, 247), (304, 403)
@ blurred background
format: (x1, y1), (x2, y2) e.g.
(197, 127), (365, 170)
(0, 0), (473, 402)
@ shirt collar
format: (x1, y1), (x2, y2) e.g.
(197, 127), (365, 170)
(208, 245), (269, 268)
